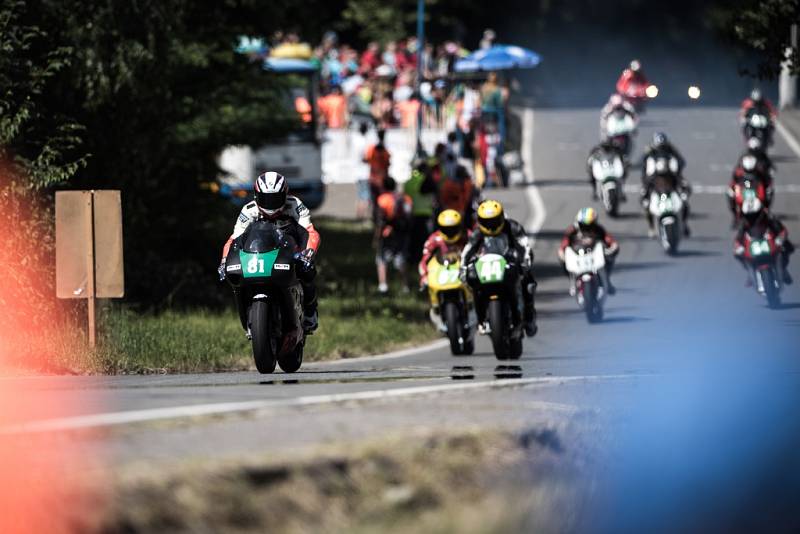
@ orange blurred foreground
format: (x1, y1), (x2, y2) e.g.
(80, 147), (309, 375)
(0, 164), (107, 532)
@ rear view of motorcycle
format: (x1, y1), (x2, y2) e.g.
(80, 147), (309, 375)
(468, 235), (525, 360)
(564, 242), (608, 322)
(225, 220), (308, 373)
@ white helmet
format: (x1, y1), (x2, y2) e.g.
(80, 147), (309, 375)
(629, 59), (641, 72)
(741, 154), (757, 172)
(254, 171), (288, 217)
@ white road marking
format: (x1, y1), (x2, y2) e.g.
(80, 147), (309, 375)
(0, 374), (629, 434)
(522, 107), (546, 242)
(776, 119), (800, 158)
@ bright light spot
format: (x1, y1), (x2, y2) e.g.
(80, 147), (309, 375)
(688, 86), (701, 99)
(646, 84), (659, 98)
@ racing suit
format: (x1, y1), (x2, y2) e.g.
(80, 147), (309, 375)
(418, 230), (470, 287)
(640, 144), (691, 234)
(616, 69), (649, 98)
(558, 224), (619, 294)
(739, 99), (777, 125)
(586, 142), (627, 199)
(728, 151), (775, 217)
(600, 101), (637, 135)
(460, 219), (537, 334)
(734, 210), (794, 285)
(220, 196), (321, 333)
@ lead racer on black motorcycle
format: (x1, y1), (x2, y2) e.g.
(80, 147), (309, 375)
(218, 171), (321, 337)
(460, 200), (538, 337)
(640, 132), (692, 237)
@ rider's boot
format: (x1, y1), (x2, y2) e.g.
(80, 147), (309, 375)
(302, 282), (319, 333)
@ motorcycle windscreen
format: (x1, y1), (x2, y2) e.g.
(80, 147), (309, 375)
(242, 220), (282, 253)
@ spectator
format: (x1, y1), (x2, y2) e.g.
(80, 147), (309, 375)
(360, 42), (381, 74)
(404, 161), (437, 267)
(374, 176), (412, 293)
(319, 85), (348, 129)
(480, 29), (496, 50)
(364, 129), (392, 214)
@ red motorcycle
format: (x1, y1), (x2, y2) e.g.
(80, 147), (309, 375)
(741, 226), (784, 308)
(729, 173), (772, 224)
(616, 83), (648, 114)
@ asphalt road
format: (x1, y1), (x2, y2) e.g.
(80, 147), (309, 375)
(7, 106), (800, 524)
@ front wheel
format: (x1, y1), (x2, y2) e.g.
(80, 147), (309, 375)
(660, 219), (680, 255)
(761, 268), (781, 309)
(604, 186), (619, 217)
(250, 300), (278, 374)
(488, 299), (510, 360)
(444, 301), (465, 355)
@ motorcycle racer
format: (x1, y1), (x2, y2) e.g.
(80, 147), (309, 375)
(600, 93), (637, 137)
(640, 132), (692, 237)
(460, 200), (538, 337)
(219, 171), (321, 336)
(616, 59), (649, 98)
(728, 150), (775, 222)
(734, 207), (794, 286)
(739, 88), (777, 125)
(586, 137), (628, 200)
(418, 209), (470, 288)
(558, 208), (619, 295)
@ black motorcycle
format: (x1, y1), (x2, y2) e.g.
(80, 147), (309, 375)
(225, 220), (307, 373)
(467, 235), (525, 360)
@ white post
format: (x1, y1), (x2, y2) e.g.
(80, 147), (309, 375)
(779, 24), (797, 109)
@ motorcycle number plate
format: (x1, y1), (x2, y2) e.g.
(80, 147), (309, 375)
(750, 239), (771, 256)
(437, 267), (460, 286)
(240, 249), (280, 278)
(476, 254), (507, 284)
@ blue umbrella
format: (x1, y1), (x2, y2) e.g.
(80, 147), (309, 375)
(454, 44), (541, 72)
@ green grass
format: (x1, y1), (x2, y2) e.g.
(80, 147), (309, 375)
(91, 218), (438, 374)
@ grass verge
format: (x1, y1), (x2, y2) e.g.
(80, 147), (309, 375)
(82, 217), (438, 374)
(96, 428), (576, 533)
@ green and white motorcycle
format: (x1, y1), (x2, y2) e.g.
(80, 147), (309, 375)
(467, 235), (525, 360)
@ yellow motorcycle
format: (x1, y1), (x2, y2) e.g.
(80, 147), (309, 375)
(426, 252), (476, 355)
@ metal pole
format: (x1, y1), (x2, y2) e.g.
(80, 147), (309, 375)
(85, 191), (97, 348)
(415, 0), (425, 156)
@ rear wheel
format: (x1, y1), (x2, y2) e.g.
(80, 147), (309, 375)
(250, 300), (277, 374)
(488, 299), (509, 360)
(278, 338), (304, 373)
(444, 301), (464, 355)
(508, 336), (523, 360)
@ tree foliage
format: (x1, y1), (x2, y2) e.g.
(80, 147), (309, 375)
(711, 0), (800, 78)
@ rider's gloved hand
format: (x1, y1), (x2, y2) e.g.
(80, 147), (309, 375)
(218, 260), (227, 281)
(294, 250), (315, 272)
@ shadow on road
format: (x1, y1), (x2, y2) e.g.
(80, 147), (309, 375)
(675, 249), (722, 258)
(599, 316), (652, 324)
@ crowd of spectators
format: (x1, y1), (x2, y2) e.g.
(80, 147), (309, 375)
(269, 29), (509, 137)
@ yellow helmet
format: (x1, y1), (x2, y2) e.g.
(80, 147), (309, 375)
(477, 200), (505, 236)
(437, 209), (463, 244)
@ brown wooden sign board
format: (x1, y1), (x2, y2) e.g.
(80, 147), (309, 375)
(56, 190), (124, 346)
